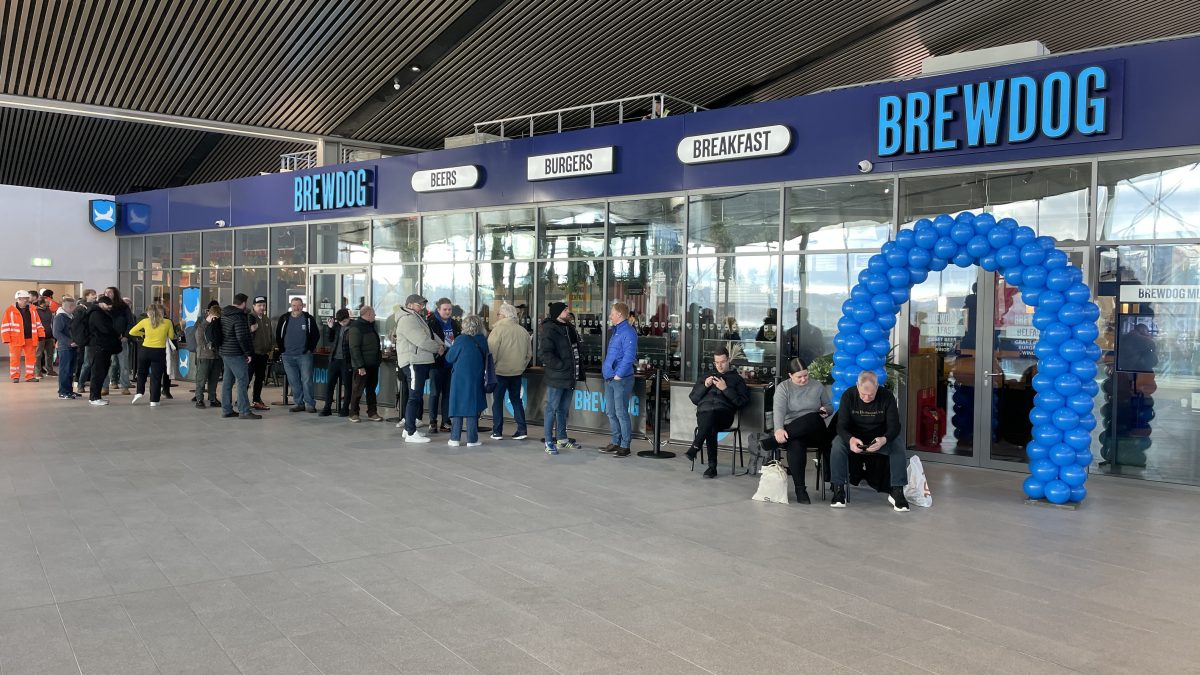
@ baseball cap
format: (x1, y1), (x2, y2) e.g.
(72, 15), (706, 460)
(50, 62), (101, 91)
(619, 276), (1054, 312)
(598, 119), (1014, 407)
(404, 293), (428, 305)
(253, 296), (267, 305)
(14, 290), (30, 300)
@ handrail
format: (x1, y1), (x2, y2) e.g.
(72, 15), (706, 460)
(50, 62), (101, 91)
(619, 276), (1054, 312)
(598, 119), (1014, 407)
(472, 93), (705, 140)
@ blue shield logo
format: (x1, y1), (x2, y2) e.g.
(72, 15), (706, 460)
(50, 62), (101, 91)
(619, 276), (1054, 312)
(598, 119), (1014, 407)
(89, 200), (117, 232)
(178, 349), (191, 378)
(124, 203), (151, 233)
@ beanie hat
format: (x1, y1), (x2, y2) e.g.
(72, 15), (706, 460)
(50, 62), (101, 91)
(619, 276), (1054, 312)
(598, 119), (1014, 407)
(548, 302), (567, 320)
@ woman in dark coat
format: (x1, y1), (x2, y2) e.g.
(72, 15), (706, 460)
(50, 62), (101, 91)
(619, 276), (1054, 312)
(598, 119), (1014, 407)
(444, 314), (489, 446)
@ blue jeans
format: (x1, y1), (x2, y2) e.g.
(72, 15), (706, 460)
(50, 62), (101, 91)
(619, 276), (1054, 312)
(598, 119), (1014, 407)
(222, 356), (251, 415)
(492, 375), (527, 437)
(57, 346), (76, 396)
(402, 363), (432, 434)
(282, 353), (315, 408)
(544, 386), (571, 444)
(605, 377), (635, 448)
(451, 416), (479, 443)
(109, 341), (131, 388)
(78, 346), (95, 387)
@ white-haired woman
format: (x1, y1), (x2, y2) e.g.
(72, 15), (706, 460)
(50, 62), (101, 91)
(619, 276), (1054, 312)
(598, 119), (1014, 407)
(127, 303), (175, 406)
(444, 314), (489, 446)
(486, 303), (532, 440)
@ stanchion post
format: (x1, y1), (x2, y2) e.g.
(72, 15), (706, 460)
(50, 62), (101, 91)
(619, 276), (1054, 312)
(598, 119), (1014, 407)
(637, 368), (675, 459)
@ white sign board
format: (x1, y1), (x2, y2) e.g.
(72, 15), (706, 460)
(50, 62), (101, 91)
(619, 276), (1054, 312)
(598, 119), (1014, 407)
(677, 125), (792, 164)
(411, 165), (480, 193)
(527, 147), (614, 181)
(1119, 285), (1200, 303)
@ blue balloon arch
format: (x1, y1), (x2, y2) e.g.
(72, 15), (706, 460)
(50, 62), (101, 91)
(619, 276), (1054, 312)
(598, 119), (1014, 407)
(832, 212), (1101, 504)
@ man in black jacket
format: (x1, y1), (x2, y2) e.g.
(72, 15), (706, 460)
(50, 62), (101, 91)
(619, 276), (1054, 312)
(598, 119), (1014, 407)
(85, 296), (121, 405)
(220, 293), (260, 420)
(687, 348), (750, 478)
(348, 305), (383, 423)
(425, 298), (461, 434)
(830, 370), (908, 511)
(276, 297), (320, 413)
(538, 301), (582, 453)
(320, 309), (353, 417)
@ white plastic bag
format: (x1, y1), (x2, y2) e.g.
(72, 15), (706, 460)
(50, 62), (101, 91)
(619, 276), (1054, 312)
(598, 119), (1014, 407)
(752, 461), (790, 504)
(904, 456), (933, 507)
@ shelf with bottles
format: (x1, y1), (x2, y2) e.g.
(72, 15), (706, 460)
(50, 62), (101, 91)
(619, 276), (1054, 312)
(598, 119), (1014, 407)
(697, 338), (778, 385)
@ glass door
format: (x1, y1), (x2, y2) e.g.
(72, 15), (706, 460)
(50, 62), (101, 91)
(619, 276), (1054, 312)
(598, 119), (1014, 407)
(311, 267), (368, 350)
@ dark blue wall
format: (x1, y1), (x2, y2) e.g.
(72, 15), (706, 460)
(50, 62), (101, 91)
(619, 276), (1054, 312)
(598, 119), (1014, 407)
(117, 35), (1200, 235)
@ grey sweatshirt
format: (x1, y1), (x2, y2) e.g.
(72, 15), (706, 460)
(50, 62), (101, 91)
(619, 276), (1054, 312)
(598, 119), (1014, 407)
(773, 379), (832, 428)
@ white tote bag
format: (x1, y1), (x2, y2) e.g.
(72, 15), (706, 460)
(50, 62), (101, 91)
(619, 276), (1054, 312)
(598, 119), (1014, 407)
(903, 456), (933, 508)
(752, 461), (790, 504)
(166, 339), (180, 380)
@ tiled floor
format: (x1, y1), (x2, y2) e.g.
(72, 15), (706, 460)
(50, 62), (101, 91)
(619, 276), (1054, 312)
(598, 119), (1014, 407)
(3, 378), (1200, 674)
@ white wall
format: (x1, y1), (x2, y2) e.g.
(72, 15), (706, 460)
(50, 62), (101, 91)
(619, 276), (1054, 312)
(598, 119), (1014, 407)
(0, 184), (118, 292)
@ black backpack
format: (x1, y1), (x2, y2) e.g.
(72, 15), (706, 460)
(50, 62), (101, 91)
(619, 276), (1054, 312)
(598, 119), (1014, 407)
(206, 317), (224, 351)
(71, 309), (90, 347)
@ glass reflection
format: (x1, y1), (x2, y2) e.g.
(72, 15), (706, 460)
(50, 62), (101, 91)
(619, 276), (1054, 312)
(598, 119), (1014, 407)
(147, 235), (171, 270)
(421, 263), (474, 316)
(786, 181), (892, 250)
(172, 233), (199, 269)
(479, 209), (536, 260)
(539, 259), (605, 368)
(685, 255), (779, 381)
(270, 267), (307, 317)
(1099, 154), (1200, 240)
(422, 213), (474, 261)
(235, 228), (269, 267)
(608, 197), (685, 257)
(687, 190), (780, 254)
(373, 216), (419, 263)
(478, 262), (535, 331)
(608, 257), (683, 374)
(781, 254), (858, 365)
(203, 230), (233, 269)
(310, 221), (370, 264)
(373, 265), (419, 344)
(539, 203), (605, 259)
(271, 225), (306, 266)
(907, 267), (977, 456)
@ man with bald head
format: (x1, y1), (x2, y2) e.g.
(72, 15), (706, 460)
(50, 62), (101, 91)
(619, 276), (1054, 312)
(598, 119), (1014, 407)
(347, 305), (383, 422)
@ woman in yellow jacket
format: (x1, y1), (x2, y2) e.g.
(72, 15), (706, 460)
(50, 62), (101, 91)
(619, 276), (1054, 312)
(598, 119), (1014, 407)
(127, 304), (175, 406)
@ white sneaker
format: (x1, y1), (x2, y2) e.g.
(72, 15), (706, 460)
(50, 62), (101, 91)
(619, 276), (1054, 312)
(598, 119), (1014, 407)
(149, 402), (159, 407)
(395, 420), (404, 428)
(467, 441), (482, 447)
(403, 430), (430, 444)
(447, 439), (463, 447)
(490, 434), (503, 440)
(89, 399), (109, 406)
(131, 393), (143, 404)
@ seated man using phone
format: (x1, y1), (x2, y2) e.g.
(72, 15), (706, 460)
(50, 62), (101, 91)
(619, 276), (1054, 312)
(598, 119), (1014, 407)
(686, 348), (750, 478)
(830, 370), (909, 511)
(759, 358), (833, 504)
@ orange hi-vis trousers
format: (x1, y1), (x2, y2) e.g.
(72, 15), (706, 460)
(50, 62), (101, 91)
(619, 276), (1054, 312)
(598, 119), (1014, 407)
(9, 341), (37, 380)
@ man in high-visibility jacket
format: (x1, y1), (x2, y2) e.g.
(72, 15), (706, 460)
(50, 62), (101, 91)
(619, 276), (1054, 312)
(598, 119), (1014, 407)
(3, 290), (46, 382)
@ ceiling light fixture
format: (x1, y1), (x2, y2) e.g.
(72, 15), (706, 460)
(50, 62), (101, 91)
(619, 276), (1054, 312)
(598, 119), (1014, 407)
(392, 78), (401, 90)
(410, 65), (421, 72)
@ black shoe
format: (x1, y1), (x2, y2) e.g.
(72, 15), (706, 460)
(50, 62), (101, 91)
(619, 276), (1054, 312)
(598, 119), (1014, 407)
(338, 411), (350, 417)
(290, 405), (305, 412)
(240, 412), (263, 420)
(703, 466), (717, 478)
(195, 401), (207, 409)
(614, 447), (631, 457)
(831, 484), (847, 508)
(306, 406), (318, 413)
(888, 488), (910, 512)
(210, 399), (220, 406)
(426, 426), (438, 435)
(685, 446), (700, 462)
(439, 423), (452, 433)
(163, 391), (173, 399)
(318, 410), (332, 417)
(599, 443), (619, 454)
(222, 412), (238, 418)
(795, 488), (811, 505)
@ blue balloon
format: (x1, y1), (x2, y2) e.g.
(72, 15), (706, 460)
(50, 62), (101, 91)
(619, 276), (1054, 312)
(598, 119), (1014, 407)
(1026, 441), (1051, 460)
(837, 316), (860, 334)
(913, 218), (934, 231)
(1080, 379), (1099, 397)
(887, 267), (910, 289)
(1036, 390), (1066, 411)
(860, 321), (884, 342)
(1023, 476), (1047, 499)
(1074, 450), (1094, 466)
(1064, 427), (1092, 449)
(1022, 265), (1048, 289)
(886, 248), (909, 267)
(851, 285), (871, 301)
(1053, 408), (1080, 431)
(927, 256), (948, 272)
(1073, 321), (1099, 343)
(987, 225), (1014, 249)
(889, 287), (910, 305)
(871, 294), (896, 316)
(833, 351), (854, 366)
(833, 382), (848, 402)
(1043, 249), (1069, 269)
(979, 253), (999, 272)
(1032, 310), (1058, 331)
(995, 244), (1022, 269)
(1040, 322), (1072, 346)
(1029, 406), (1054, 427)
(951, 222), (975, 244)
(1036, 235), (1057, 251)
(1031, 459), (1059, 482)
(867, 254), (889, 275)
(896, 229), (916, 249)
(914, 226), (939, 250)
(1012, 226), (1037, 247)
(1034, 341), (1058, 360)
(881, 240), (897, 255)
(1069, 485), (1087, 503)
(966, 235), (991, 258)
(870, 338), (891, 355)
(831, 365), (850, 382)
(1059, 339), (1087, 362)
(1058, 303), (1086, 326)
(997, 217), (1019, 230)
(1032, 372), (1055, 391)
(1033, 424), (1063, 446)
(955, 211), (976, 226)
(933, 213), (955, 236)
(1066, 266), (1084, 286)
(909, 268), (930, 285)
(875, 312), (897, 330)
(1080, 302), (1100, 324)
(1005, 266), (1025, 286)
(973, 212), (996, 233)
(865, 274), (890, 295)
(874, 368), (888, 386)
(1045, 268), (1074, 292)
(1044, 480), (1071, 504)
(841, 333), (866, 354)
(1051, 442), (1076, 466)
(1037, 290), (1066, 314)
(1076, 412), (1097, 431)
(1040, 355), (1069, 377)
(1054, 374), (1082, 396)
(1068, 393), (1093, 415)
(933, 237), (959, 260)
(1071, 360), (1097, 380)
(856, 351), (881, 370)
(1083, 343), (1101, 363)
(907, 247), (932, 269)
(849, 302), (875, 324)
(1022, 288), (1043, 307)
(952, 251), (975, 268)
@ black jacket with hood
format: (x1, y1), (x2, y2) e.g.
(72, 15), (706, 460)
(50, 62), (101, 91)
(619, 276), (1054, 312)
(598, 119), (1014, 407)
(538, 318), (583, 389)
(219, 305), (254, 357)
(86, 306), (121, 352)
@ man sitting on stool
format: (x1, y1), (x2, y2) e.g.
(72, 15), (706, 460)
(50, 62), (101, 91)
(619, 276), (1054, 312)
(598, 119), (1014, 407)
(830, 370), (909, 511)
(686, 348), (749, 478)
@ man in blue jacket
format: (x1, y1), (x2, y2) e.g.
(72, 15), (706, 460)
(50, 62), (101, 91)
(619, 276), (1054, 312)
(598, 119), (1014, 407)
(602, 302), (639, 457)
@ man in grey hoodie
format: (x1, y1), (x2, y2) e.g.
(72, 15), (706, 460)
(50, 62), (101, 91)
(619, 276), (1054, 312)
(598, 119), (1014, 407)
(390, 294), (444, 443)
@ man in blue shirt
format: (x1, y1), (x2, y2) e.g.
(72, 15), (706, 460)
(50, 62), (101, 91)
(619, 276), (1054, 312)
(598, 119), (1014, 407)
(275, 296), (319, 413)
(602, 302), (638, 457)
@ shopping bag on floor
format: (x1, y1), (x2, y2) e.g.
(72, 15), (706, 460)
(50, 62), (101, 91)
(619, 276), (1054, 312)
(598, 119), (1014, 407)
(904, 456), (933, 507)
(751, 461), (789, 504)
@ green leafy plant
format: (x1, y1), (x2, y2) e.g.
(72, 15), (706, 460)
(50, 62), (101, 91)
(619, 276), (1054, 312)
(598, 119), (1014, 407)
(807, 351), (906, 392)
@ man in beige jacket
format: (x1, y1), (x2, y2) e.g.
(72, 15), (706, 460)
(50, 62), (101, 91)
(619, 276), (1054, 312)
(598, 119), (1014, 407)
(487, 303), (532, 440)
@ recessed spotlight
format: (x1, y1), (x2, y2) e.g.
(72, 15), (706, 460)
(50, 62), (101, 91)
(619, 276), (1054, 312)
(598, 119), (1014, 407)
(392, 77), (401, 90)
(410, 65), (421, 72)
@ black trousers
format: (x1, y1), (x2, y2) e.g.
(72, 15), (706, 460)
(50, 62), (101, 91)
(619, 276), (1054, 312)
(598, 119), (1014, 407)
(89, 348), (113, 400)
(429, 365), (451, 426)
(351, 365), (379, 417)
(322, 357), (352, 414)
(760, 412), (834, 490)
(250, 353), (269, 403)
(135, 346), (167, 403)
(694, 409), (736, 467)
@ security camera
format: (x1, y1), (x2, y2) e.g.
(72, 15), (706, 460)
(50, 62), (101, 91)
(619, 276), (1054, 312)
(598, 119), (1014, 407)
(857, 160), (874, 174)
(215, 219), (227, 228)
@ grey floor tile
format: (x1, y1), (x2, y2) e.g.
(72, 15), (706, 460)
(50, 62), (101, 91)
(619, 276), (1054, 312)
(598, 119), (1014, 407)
(58, 597), (161, 675)
(0, 604), (81, 674)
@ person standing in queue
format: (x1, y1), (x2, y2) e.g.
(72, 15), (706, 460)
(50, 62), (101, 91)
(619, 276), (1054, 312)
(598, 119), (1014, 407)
(104, 287), (135, 396)
(487, 303), (532, 440)
(426, 298), (461, 435)
(193, 301), (222, 408)
(830, 370), (908, 511)
(34, 296), (56, 378)
(320, 308), (353, 417)
(538, 301), (582, 454)
(760, 358), (833, 504)
(52, 296), (78, 399)
(601, 302), (639, 457)
(393, 294), (445, 443)
(444, 314), (489, 447)
(276, 296), (319, 413)
(85, 296), (120, 405)
(686, 347), (750, 477)
(220, 293), (260, 420)
(75, 289), (98, 393)
(249, 296), (274, 411)
(127, 303), (175, 407)
(347, 305), (383, 423)
(3, 290), (44, 383)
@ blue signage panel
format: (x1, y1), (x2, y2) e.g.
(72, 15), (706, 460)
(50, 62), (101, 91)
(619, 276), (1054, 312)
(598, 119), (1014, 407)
(89, 199), (117, 232)
(294, 168), (375, 213)
(876, 61), (1124, 159)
